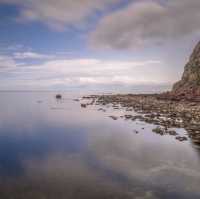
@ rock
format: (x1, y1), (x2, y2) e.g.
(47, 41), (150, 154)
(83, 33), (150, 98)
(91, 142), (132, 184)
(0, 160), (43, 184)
(175, 136), (188, 142)
(152, 127), (165, 135)
(98, 108), (106, 112)
(55, 94), (62, 99)
(166, 130), (177, 136)
(90, 99), (95, 105)
(134, 130), (139, 134)
(192, 139), (200, 144)
(124, 115), (133, 119)
(81, 104), (87, 108)
(73, 99), (80, 102)
(109, 116), (118, 120)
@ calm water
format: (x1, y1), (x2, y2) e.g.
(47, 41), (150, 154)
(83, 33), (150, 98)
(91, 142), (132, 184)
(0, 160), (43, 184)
(0, 92), (200, 199)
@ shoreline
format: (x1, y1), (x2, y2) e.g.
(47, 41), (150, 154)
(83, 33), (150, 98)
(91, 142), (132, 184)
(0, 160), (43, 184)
(82, 94), (200, 145)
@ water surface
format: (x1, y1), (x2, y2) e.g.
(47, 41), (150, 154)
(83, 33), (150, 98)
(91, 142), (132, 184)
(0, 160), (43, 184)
(0, 92), (200, 199)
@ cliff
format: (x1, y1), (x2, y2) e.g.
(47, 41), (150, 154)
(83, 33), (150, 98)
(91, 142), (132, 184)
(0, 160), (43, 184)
(172, 41), (200, 99)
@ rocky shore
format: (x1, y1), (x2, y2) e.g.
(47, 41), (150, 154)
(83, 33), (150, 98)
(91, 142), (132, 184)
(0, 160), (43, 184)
(82, 94), (200, 145)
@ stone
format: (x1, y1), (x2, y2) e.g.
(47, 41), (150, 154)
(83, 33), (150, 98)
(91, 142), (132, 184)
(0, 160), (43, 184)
(81, 104), (87, 108)
(167, 130), (177, 136)
(133, 130), (139, 134)
(73, 99), (80, 102)
(109, 116), (118, 120)
(175, 136), (188, 142)
(152, 127), (165, 135)
(98, 108), (106, 112)
(124, 115), (133, 119)
(55, 94), (62, 99)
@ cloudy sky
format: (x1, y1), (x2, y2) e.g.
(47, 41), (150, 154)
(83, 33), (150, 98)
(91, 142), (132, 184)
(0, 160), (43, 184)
(0, 0), (200, 91)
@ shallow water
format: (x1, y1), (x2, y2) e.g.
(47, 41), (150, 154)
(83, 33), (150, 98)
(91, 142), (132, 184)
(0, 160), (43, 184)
(0, 92), (200, 199)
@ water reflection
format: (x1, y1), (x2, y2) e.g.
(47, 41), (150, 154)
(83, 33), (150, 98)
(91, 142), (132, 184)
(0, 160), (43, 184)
(0, 92), (200, 198)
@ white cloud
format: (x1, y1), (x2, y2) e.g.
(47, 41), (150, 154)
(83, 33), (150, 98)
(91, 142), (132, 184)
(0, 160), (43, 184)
(29, 58), (163, 83)
(0, 55), (17, 69)
(0, 57), (172, 90)
(0, 0), (122, 30)
(13, 52), (55, 59)
(90, 0), (200, 49)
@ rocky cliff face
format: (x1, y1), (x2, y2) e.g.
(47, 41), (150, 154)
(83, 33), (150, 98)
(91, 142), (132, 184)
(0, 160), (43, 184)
(172, 41), (200, 98)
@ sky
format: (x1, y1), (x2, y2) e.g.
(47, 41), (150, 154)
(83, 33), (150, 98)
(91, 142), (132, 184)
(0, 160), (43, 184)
(0, 0), (200, 92)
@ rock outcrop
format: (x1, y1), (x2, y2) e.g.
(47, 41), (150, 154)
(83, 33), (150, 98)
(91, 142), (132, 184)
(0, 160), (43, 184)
(172, 41), (200, 99)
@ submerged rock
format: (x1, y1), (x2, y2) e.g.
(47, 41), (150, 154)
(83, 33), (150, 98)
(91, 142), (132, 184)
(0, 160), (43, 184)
(166, 130), (178, 136)
(98, 108), (106, 112)
(109, 116), (118, 120)
(133, 130), (139, 134)
(175, 136), (188, 142)
(124, 115), (133, 119)
(73, 99), (80, 102)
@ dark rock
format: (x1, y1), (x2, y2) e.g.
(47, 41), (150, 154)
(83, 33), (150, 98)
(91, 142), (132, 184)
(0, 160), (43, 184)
(109, 116), (118, 120)
(81, 104), (87, 108)
(134, 130), (139, 134)
(175, 136), (188, 142)
(152, 127), (165, 135)
(73, 99), (80, 102)
(192, 139), (200, 144)
(55, 94), (62, 99)
(124, 115), (133, 119)
(167, 130), (177, 136)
